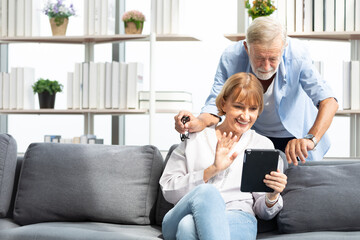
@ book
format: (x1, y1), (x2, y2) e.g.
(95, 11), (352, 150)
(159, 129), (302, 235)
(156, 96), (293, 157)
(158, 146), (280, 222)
(82, 62), (89, 109)
(67, 72), (73, 109)
(162, 0), (171, 34)
(94, 0), (101, 35)
(356, 0), (360, 31)
(89, 61), (98, 109)
(105, 62), (112, 108)
(83, 0), (89, 35)
(275, 0), (286, 29)
(156, 0), (163, 34)
(100, 0), (108, 35)
(351, 61), (360, 110)
(88, 0), (95, 35)
(7, 0), (15, 37)
(9, 67), (17, 109)
(16, 0), (25, 36)
(150, 0), (157, 32)
(17, 67), (35, 109)
(324, 0), (335, 32)
(119, 62), (127, 109)
(2, 72), (9, 109)
(111, 61), (120, 109)
(73, 63), (82, 109)
(295, 0), (303, 32)
(138, 91), (192, 102)
(303, 0), (313, 32)
(343, 61), (351, 110)
(286, 0), (295, 32)
(314, 0), (324, 32)
(24, 0), (32, 36)
(127, 62), (143, 109)
(97, 62), (106, 109)
(31, 0), (41, 36)
(139, 100), (193, 112)
(345, 0), (355, 31)
(171, 0), (179, 33)
(1, 0), (7, 37)
(335, 0), (345, 31)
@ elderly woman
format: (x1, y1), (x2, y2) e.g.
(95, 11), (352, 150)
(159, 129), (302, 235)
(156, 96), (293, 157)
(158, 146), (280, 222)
(160, 72), (287, 240)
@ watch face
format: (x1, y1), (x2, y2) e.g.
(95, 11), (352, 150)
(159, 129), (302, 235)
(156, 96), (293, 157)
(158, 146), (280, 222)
(305, 134), (314, 139)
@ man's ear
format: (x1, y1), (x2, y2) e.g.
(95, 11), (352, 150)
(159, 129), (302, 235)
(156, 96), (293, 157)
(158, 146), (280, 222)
(244, 41), (249, 55)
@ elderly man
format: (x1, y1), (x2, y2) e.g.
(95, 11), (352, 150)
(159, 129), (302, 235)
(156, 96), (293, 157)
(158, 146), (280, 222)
(175, 16), (338, 165)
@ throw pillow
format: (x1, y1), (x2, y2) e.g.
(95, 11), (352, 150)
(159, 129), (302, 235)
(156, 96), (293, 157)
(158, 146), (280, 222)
(13, 143), (163, 225)
(0, 134), (17, 217)
(277, 163), (360, 233)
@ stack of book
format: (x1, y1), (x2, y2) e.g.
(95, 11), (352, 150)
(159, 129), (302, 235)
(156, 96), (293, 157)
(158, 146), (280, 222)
(240, 0), (360, 33)
(67, 61), (143, 110)
(44, 134), (104, 144)
(138, 91), (192, 112)
(0, 67), (35, 110)
(0, 0), (41, 37)
(153, 0), (183, 34)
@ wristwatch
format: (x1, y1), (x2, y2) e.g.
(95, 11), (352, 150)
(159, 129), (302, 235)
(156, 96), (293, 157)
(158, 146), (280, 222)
(304, 134), (318, 148)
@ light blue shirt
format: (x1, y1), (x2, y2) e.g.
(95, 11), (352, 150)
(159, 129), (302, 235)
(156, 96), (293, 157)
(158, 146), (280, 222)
(201, 38), (336, 161)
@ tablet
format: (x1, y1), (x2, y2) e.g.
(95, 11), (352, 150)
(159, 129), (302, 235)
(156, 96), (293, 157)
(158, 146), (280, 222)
(240, 149), (279, 192)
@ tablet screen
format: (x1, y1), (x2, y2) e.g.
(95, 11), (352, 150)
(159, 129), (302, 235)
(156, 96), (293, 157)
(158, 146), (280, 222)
(240, 149), (279, 192)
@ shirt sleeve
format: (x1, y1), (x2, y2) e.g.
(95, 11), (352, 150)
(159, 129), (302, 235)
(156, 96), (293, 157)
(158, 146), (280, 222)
(289, 39), (337, 107)
(200, 54), (229, 115)
(159, 141), (205, 204)
(251, 154), (285, 220)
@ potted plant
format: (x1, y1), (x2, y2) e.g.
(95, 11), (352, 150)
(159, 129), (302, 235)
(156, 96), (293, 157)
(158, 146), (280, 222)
(245, 0), (276, 20)
(32, 78), (63, 109)
(122, 10), (146, 34)
(42, 0), (76, 36)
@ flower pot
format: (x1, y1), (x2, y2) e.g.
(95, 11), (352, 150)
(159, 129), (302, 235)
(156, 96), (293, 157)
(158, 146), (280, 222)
(49, 17), (69, 36)
(38, 92), (56, 109)
(124, 21), (144, 34)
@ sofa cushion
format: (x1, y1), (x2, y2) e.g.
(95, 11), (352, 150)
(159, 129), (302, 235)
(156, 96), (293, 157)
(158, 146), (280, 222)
(0, 134), (17, 217)
(13, 143), (163, 226)
(277, 162), (360, 233)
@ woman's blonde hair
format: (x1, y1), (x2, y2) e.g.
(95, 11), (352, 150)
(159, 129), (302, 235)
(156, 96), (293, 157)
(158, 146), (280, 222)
(216, 72), (264, 116)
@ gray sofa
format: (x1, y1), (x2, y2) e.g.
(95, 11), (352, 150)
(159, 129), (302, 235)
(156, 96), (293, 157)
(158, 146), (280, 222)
(0, 133), (360, 239)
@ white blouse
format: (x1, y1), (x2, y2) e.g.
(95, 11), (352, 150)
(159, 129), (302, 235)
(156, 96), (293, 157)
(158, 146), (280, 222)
(159, 126), (284, 220)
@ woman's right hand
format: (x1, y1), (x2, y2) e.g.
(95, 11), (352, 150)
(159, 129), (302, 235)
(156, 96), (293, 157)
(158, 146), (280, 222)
(204, 132), (239, 182)
(213, 132), (239, 172)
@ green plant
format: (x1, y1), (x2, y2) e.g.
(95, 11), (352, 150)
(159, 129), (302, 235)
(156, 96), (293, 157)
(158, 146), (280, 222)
(32, 78), (63, 95)
(43, 0), (76, 26)
(122, 10), (146, 30)
(245, 0), (276, 20)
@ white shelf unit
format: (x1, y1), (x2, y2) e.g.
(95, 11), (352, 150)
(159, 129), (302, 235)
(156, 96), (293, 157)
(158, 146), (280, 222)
(224, 32), (360, 157)
(0, 33), (200, 145)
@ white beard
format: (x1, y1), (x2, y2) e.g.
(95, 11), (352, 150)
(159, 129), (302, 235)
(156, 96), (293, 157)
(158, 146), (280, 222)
(251, 63), (278, 80)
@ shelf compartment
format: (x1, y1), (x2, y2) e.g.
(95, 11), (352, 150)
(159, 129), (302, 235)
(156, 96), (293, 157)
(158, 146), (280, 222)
(224, 32), (360, 42)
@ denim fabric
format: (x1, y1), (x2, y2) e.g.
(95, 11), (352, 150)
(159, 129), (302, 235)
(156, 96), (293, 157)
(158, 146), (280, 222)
(162, 184), (257, 240)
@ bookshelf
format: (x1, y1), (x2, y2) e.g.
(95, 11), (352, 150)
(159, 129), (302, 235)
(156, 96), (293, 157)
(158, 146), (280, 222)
(224, 32), (360, 157)
(0, 0), (200, 148)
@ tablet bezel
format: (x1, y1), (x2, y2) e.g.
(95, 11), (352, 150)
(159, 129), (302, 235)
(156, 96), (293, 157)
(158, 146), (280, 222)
(240, 149), (280, 193)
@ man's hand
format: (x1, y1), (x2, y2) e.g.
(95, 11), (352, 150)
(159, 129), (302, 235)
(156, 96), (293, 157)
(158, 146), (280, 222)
(285, 138), (315, 165)
(174, 111), (217, 134)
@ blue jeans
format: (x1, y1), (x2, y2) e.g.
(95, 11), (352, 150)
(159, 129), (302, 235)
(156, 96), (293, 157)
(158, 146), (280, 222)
(162, 184), (257, 240)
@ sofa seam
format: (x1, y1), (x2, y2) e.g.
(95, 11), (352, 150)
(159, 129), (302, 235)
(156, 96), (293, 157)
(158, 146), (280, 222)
(144, 145), (156, 225)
